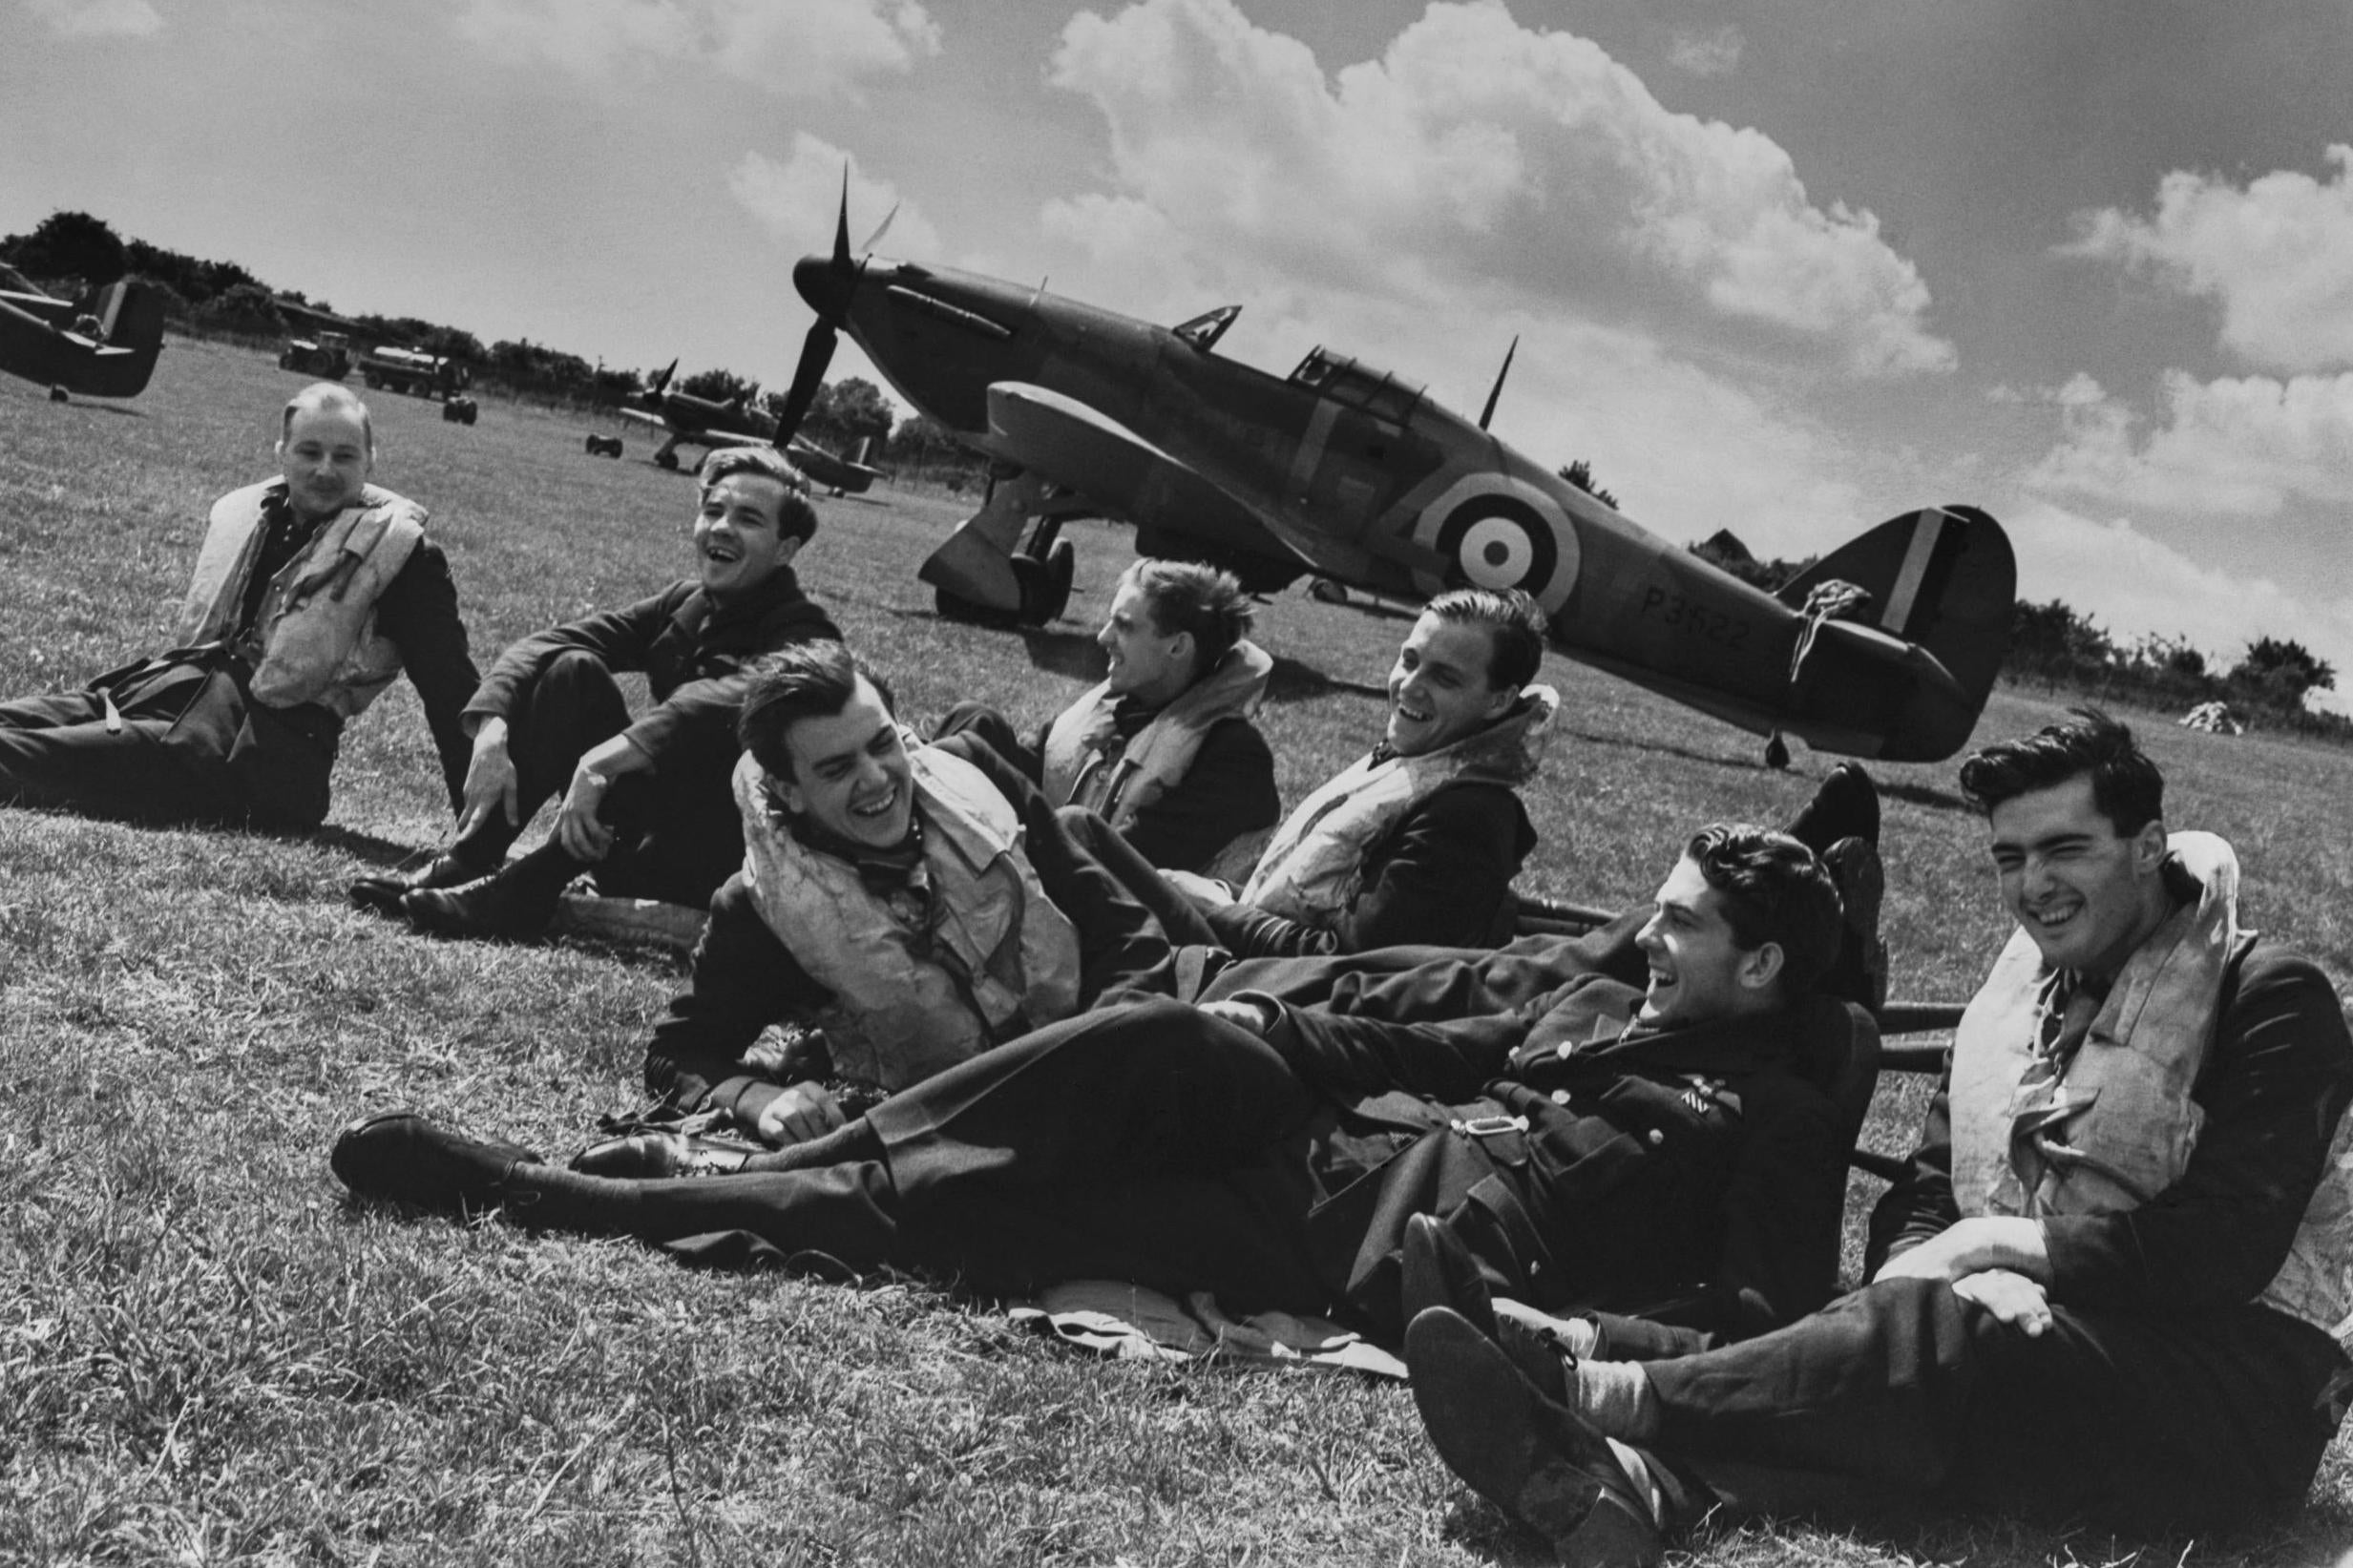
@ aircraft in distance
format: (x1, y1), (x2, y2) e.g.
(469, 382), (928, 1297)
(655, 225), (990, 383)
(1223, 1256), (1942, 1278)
(601, 359), (881, 495)
(767, 203), (2014, 766)
(0, 267), (167, 401)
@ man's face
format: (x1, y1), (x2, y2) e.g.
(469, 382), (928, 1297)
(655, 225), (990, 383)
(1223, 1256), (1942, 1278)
(1986, 774), (2168, 977)
(1097, 580), (1192, 704)
(1635, 855), (1773, 1029)
(277, 406), (372, 522)
(1385, 613), (1513, 757)
(694, 473), (800, 600)
(776, 675), (915, 850)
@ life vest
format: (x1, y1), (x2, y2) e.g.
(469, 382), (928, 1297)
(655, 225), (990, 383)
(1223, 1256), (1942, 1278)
(175, 479), (425, 718)
(1948, 832), (2353, 1346)
(1240, 684), (1559, 931)
(1040, 638), (1273, 836)
(731, 742), (1084, 1092)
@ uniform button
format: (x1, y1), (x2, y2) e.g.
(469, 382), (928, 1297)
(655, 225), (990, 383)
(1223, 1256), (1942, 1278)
(1551, 1090), (1570, 1105)
(1648, 1128), (1665, 1145)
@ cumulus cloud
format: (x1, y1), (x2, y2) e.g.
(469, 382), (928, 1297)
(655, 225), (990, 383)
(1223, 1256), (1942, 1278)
(2065, 147), (2353, 373)
(729, 133), (944, 261)
(25, 0), (162, 38)
(452, 0), (937, 99)
(1043, 0), (1950, 376)
(2026, 369), (2353, 517)
(1667, 24), (1742, 78)
(2004, 496), (2353, 714)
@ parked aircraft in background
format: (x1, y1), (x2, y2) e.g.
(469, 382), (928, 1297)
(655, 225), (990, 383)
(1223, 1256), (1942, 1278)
(0, 268), (167, 401)
(599, 359), (881, 495)
(767, 200), (2015, 766)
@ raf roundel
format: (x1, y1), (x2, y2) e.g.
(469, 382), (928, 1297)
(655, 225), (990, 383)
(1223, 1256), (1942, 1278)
(1412, 473), (1582, 615)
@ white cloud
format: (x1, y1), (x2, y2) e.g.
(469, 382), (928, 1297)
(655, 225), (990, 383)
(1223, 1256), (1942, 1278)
(2066, 147), (2353, 374)
(2005, 497), (2353, 714)
(1667, 24), (1742, 78)
(728, 134), (944, 261)
(25, 0), (161, 38)
(2027, 369), (2353, 517)
(1044, 0), (1951, 376)
(452, 0), (938, 99)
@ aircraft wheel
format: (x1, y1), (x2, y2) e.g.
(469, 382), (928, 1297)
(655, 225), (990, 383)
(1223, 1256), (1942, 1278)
(48, 385), (70, 403)
(1009, 540), (1076, 626)
(1309, 578), (1349, 604)
(1765, 734), (1791, 770)
(655, 449), (680, 470)
(935, 587), (1019, 629)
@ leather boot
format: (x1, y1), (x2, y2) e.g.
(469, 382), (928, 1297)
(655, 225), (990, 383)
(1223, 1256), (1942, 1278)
(349, 847), (501, 917)
(401, 845), (578, 941)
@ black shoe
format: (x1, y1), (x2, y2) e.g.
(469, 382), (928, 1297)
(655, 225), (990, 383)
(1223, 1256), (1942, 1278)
(349, 849), (499, 916)
(569, 1130), (755, 1179)
(1785, 762), (1879, 857)
(401, 863), (564, 941)
(1405, 1307), (1664, 1568)
(1402, 1213), (1501, 1336)
(330, 1109), (543, 1212)
(1818, 834), (1888, 1012)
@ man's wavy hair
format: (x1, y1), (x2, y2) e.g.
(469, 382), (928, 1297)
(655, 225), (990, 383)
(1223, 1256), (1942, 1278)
(1120, 558), (1253, 681)
(1957, 706), (2162, 836)
(738, 641), (896, 784)
(1685, 824), (1844, 1001)
(1424, 587), (1547, 691)
(699, 446), (819, 545)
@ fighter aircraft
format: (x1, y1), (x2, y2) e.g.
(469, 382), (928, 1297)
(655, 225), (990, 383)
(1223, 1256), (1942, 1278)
(605, 360), (881, 495)
(0, 269), (167, 401)
(767, 202), (2014, 766)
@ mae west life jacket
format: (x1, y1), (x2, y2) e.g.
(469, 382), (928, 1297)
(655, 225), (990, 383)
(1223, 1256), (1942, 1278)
(1040, 638), (1273, 836)
(1948, 832), (2353, 1347)
(175, 479), (425, 718)
(1240, 684), (1559, 932)
(731, 742), (1084, 1092)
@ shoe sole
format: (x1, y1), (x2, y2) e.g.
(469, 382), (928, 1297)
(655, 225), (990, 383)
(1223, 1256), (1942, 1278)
(1406, 1307), (1662, 1568)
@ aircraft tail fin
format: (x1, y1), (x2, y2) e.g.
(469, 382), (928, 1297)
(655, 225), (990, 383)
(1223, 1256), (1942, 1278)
(74, 280), (167, 398)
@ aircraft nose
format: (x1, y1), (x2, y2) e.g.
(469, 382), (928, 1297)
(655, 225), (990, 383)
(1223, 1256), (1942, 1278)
(793, 254), (853, 322)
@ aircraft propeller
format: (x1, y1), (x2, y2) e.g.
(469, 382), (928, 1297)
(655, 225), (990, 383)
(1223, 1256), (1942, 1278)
(649, 357), (679, 399)
(775, 177), (858, 447)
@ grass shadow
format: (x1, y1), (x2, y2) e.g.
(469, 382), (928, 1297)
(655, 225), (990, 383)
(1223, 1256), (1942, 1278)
(1881, 779), (1973, 816)
(1266, 654), (1386, 703)
(1015, 627), (1106, 682)
(1562, 725), (1769, 774)
(307, 824), (436, 868)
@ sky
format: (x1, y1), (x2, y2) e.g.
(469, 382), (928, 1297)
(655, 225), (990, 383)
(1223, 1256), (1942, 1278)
(7, 0), (2351, 711)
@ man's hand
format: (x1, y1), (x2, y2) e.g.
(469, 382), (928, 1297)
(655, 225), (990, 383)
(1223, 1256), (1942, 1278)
(1164, 868), (1237, 909)
(455, 717), (520, 838)
(1949, 1268), (2054, 1337)
(1872, 1216), (2051, 1286)
(755, 1081), (847, 1146)
(555, 764), (617, 861)
(1198, 997), (1277, 1035)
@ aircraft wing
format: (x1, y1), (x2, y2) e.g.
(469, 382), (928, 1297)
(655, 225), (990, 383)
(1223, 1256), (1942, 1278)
(984, 383), (1315, 565)
(620, 407), (673, 432)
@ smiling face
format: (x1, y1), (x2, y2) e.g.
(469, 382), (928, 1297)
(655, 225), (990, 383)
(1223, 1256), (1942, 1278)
(774, 674), (915, 850)
(1634, 855), (1781, 1030)
(277, 404), (373, 523)
(1384, 612), (1514, 757)
(1986, 774), (2171, 978)
(693, 472), (799, 601)
(1097, 580), (1194, 707)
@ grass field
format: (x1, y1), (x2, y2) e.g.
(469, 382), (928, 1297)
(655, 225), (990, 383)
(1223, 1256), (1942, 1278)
(4, 337), (2351, 1567)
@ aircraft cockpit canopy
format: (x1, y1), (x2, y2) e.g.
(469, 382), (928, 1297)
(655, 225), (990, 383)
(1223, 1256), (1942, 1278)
(1288, 348), (1424, 425)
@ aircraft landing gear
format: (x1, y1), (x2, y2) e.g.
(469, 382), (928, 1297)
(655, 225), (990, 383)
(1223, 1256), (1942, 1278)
(920, 468), (1089, 628)
(583, 434), (623, 458)
(48, 385), (69, 404)
(1765, 732), (1791, 770)
(654, 447), (681, 470)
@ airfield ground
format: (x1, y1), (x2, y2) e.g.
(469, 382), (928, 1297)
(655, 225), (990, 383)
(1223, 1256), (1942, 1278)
(3, 337), (2349, 1566)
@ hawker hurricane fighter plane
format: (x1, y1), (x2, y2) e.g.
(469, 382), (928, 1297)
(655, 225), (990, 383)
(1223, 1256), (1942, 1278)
(767, 203), (2015, 766)
(602, 359), (881, 495)
(0, 267), (167, 402)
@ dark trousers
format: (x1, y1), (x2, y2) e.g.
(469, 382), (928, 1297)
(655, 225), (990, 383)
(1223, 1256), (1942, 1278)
(507, 997), (1334, 1308)
(931, 701), (1042, 783)
(1058, 805), (1223, 948)
(0, 654), (337, 828)
(1640, 1274), (2349, 1530)
(460, 650), (740, 908)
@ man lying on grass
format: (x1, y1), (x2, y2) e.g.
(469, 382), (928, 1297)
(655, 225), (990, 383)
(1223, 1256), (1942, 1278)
(351, 445), (838, 940)
(1400, 708), (2353, 1564)
(1068, 585), (1560, 958)
(0, 382), (477, 830)
(333, 812), (1870, 1354)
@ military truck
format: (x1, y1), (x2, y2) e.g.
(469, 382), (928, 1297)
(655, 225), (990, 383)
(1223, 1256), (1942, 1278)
(360, 345), (478, 425)
(278, 331), (352, 381)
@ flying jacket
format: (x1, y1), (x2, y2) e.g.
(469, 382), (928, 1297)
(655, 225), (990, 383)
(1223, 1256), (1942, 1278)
(729, 742), (1084, 1093)
(176, 479), (424, 718)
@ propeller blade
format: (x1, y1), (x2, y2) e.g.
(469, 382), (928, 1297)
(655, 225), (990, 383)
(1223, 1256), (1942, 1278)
(1478, 335), (1518, 431)
(860, 202), (900, 255)
(831, 170), (852, 274)
(652, 357), (679, 396)
(771, 320), (837, 446)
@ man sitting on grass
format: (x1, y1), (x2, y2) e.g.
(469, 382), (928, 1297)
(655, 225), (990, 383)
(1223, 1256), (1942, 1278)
(352, 446), (838, 940)
(1400, 708), (2353, 1563)
(0, 383), (476, 831)
(1072, 585), (1558, 959)
(331, 813), (1868, 1353)
(935, 557), (1281, 877)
